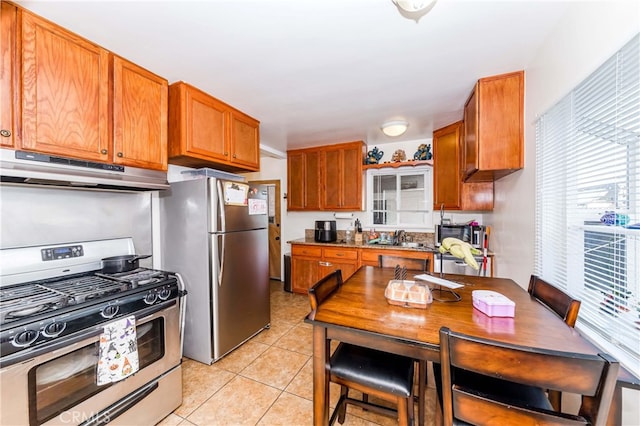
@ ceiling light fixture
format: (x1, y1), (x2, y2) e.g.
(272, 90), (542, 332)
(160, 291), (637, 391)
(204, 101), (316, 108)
(391, 0), (438, 23)
(381, 121), (409, 137)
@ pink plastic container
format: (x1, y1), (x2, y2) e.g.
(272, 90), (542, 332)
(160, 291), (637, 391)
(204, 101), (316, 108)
(472, 290), (515, 317)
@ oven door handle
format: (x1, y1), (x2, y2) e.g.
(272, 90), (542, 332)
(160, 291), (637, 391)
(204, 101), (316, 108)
(81, 380), (159, 426)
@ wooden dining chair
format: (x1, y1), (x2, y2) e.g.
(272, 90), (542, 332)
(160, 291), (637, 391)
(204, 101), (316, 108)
(378, 255), (429, 271)
(436, 326), (619, 426)
(308, 270), (416, 426)
(528, 275), (581, 327)
(528, 274), (582, 410)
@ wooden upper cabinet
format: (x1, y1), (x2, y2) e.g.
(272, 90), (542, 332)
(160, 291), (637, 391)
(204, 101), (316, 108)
(287, 149), (320, 211)
(0, 2), (18, 148)
(168, 81), (260, 172)
(463, 70), (524, 182)
(168, 81), (228, 163)
(112, 55), (168, 171)
(229, 109), (260, 170)
(433, 121), (493, 211)
(288, 141), (364, 211)
(320, 141), (365, 210)
(20, 8), (110, 161)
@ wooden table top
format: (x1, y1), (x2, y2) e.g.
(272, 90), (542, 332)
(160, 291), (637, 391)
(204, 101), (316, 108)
(307, 266), (599, 356)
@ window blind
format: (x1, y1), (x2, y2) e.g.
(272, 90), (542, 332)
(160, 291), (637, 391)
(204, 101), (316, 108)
(535, 34), (640, 375)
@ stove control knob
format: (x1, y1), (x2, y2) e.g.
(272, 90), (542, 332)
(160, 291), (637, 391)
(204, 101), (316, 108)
(101, 305), (119, 319)
(158, 288), (172, 301)
(14, 329), (39, 347)
(43, 322), (67, 337)
(144, 291), (158, 305)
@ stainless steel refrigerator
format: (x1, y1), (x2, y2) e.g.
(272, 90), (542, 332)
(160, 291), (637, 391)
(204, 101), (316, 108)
(160, 177), (270, 364)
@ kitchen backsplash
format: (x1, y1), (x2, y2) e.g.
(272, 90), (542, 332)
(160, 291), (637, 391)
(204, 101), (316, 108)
(304, 229), (435, 246)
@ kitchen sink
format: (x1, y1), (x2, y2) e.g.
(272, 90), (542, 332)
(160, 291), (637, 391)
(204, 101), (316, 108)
(398, 242), (424, 248)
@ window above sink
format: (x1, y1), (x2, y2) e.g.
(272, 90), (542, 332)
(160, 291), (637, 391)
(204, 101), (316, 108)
(366, 166), (433, 229)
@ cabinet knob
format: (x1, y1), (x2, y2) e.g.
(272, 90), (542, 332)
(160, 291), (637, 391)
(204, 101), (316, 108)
(224, 152), (229, 156)
(233, 154), (237, 158)
(0, 129), (11, 137)
(117, 152), (123, 157)
(101, 149), (108, 155)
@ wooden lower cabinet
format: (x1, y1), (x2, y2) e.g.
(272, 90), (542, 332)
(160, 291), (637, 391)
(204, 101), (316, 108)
(290, 245), (359, 294)
(360, 249), (433, 272)
(290, 245), (433, 294)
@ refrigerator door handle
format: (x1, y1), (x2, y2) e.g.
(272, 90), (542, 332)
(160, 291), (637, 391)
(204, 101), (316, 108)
(216, 179), (226, 232)
(217, 233), (225, 286)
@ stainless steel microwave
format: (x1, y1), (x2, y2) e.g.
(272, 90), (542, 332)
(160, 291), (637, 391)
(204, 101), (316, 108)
(435, 224), (486, 248)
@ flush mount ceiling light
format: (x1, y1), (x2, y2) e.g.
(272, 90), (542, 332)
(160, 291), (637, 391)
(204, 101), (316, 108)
(381, 120), (409, 137)
(391, 0), (438, 23)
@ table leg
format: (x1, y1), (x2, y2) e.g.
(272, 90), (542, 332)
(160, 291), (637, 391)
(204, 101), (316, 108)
(313, 326), (329, 426)
(419, 360), (426, 426)
(606, 384), (622, 426)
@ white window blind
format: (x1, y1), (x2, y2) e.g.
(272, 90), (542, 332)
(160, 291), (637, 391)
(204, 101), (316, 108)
(535, 34), (640, 375)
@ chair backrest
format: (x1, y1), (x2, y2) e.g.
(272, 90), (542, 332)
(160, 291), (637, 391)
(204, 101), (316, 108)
(378, 255), (429, 271)
(308, 269), (343, 312)
(528, 275), (581, 327)
(439, 327), (619, 426)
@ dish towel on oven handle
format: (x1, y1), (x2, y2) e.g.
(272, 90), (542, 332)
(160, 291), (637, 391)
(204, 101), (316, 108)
(97, 315), (140, 385)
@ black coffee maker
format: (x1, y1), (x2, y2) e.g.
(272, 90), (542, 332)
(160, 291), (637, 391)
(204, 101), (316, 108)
(314, 220), (337, 242)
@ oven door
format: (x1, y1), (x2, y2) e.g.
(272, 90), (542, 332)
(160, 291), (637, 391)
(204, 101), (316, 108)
(0, 299), (182, 426)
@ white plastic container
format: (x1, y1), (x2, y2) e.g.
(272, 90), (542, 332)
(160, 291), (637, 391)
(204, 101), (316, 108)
(472, 290), (515, 317)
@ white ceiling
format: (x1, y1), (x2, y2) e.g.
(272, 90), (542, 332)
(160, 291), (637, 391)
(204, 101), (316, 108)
(19, 0), (573, 157)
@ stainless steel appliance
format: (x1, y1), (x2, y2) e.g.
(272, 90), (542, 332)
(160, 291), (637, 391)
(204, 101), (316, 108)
(315, 220), (337, 242)
(160, 177), (270, 364)
(433, 253), (492, 277)
(0, 149), (169, 191)
(435, 223), (486, 248)
(0, 238), (186, 426)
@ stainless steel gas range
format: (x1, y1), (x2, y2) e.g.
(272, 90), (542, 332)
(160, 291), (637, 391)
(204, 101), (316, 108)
(0, 238), (186, 426)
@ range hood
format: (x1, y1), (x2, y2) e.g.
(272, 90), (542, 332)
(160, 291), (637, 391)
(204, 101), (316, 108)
(0, 149), (170, 191)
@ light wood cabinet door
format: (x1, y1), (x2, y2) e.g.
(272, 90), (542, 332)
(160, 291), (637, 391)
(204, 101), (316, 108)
(230, 110), (259, 171)
(168, 81), (228, 165)
(286, 149), (320, 211)
(322, 146), (342, 209)
(340, 143), (364, 209)
(167, 81), (259, 172)
(112, 56), (168, 171)
(434, 122), (462, 209)
(291, 257), (319, 294)
(318, 260), (358, 283)
(287, 151), (305, 210)
(321, 247), (359, 281)
(20, 9), (110, 161)
(463, 70), (524, 182)
(434, 121), (493, 210)
(291, 245), (322, 294)
(321, 141), (364, 210)
(0, 2), (17, 148)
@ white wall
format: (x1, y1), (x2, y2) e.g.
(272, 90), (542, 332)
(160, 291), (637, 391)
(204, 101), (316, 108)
(489, 1), (640, 287)
(488, 2), (639, 423)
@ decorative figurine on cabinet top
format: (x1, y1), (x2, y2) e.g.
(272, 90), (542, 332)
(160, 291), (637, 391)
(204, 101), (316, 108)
(392, 149), (407, 162)
(365, 147), (384, 164)
(413, 144), (432, 160)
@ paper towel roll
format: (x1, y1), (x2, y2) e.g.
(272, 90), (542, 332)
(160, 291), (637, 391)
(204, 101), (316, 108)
(334, 212), (354, 219)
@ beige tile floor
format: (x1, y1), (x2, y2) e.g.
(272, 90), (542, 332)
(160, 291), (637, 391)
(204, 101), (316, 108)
(157, 280), (438, 426)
